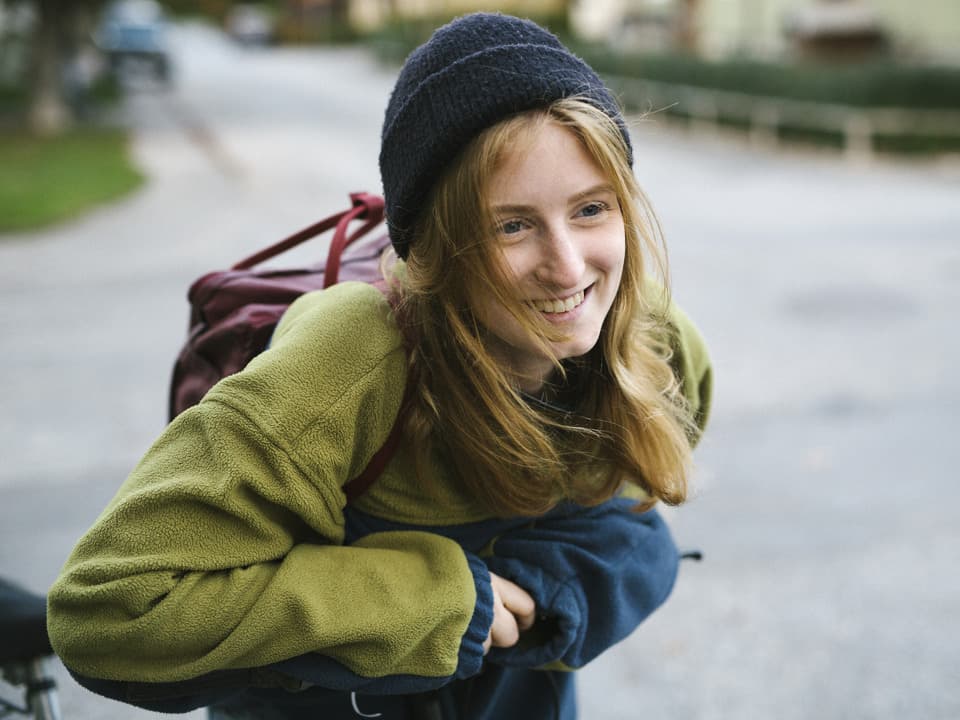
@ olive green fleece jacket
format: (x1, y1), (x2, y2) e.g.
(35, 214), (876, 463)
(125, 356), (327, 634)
(47, 280), (711, 688)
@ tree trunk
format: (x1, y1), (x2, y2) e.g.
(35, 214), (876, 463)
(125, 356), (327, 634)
(28, 0), (72, 136)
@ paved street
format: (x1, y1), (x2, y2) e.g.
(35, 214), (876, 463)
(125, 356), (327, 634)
(2, 21), (958, 720)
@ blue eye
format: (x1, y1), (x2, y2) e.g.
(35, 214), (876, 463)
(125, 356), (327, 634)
(578, 202), (606, 218)
(500, 219), (525, 235)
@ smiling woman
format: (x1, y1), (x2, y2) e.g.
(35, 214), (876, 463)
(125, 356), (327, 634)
(0, 128), (143, 233)
(49, 12), (712, 720)
(399, 93), (697, 520)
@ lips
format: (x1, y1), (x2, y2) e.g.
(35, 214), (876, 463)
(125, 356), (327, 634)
(529, 289), (586, 314)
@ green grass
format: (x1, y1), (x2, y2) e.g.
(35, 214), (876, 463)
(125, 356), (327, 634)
(0, 128), (144, 233)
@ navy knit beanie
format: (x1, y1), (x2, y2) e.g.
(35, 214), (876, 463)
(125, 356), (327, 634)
(379, 12), (632, 259)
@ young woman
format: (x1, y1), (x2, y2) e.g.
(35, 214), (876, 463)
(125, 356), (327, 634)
(48, 12), (712, 720)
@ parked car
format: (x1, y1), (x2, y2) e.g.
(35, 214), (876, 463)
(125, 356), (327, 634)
(94, 0), (171, 83)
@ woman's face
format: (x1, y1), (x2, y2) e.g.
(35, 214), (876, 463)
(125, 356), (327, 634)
(475, 121), (626, 392)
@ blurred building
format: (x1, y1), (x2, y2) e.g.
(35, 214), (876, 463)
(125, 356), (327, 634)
(347, 0), (566, 33)
(568, 0), (960, 64)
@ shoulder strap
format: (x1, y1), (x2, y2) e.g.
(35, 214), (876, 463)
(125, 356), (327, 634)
(230, 193), (398, 502)
(341, 280), (414, 503)
(342, 378), (414, 502)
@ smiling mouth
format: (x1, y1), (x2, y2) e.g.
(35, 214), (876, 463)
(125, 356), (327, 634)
(529, 288), (587, 314)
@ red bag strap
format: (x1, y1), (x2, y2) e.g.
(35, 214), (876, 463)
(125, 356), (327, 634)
(343, 283), (414, 503)
(231, 193), (386, 284)
(231, 192), (398, 503)
(343, 377), (414, 503)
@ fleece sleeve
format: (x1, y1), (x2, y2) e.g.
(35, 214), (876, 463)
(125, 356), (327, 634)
(484, 498), (678, 670)
(46, 283), (491, 696)
(666, 298), (713, 440)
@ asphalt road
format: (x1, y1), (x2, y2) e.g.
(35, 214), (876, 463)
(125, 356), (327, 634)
(2, 22), (958, 720)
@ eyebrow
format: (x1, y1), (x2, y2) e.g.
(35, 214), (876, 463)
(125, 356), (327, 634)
(491, 183), (617, 214)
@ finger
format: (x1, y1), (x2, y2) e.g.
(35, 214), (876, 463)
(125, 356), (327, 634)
(492, 575), (536, 631)
(490, 608), (520, 649)
(488, 578), (521, 649)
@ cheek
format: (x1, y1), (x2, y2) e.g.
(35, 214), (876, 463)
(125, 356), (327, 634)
(469, 277), (521, 333)
(593, 228), (627, 278)
(499, 244), (538, 283)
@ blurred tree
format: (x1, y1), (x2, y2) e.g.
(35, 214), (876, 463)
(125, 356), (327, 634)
(26, 0), (103, 135)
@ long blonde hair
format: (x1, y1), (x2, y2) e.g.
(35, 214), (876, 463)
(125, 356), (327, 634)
(392, 97), (697, 517)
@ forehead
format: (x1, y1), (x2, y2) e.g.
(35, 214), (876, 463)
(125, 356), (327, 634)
(488, 121), (608, 206)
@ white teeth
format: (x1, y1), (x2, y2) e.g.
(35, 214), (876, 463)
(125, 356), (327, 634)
(530, 290), (585, 314)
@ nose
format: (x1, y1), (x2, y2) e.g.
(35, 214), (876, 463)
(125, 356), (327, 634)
(535, 223), (585, 289)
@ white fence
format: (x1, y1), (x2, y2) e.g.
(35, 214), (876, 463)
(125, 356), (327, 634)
(605, 74), (960, 160)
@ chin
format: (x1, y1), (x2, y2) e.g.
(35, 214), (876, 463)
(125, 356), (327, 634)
(555, 333), (602, 362)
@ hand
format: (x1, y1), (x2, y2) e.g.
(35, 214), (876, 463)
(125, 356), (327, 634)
(483, 571), (536, 654)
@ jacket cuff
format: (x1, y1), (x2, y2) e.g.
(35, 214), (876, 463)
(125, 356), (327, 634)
(455, 551), (493, 679)
(483, 558), (579, 668)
